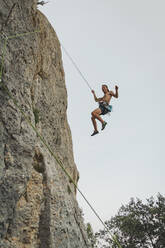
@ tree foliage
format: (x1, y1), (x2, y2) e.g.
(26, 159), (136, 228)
(86, 222), (96, 247)
(95, 194), (165, 248)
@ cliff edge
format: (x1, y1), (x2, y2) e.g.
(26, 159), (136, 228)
(0, 0), (90, 247)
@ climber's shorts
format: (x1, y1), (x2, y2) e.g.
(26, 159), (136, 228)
(99, 102), (112, 115)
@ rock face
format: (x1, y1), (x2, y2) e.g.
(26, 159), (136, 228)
(0, 1), (90, 247)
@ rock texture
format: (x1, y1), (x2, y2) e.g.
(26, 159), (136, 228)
(0, 0), (90, 247)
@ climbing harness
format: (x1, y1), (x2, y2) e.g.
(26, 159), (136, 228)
(99, 101), (112, 115)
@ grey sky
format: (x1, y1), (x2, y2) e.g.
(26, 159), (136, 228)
(40, 0), (165, 231)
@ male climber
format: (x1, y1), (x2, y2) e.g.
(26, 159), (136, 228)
(91, 84), (119, 136)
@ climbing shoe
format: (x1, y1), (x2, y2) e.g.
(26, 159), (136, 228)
(91, 130), (99, 136)
(101, 121), (107, 130)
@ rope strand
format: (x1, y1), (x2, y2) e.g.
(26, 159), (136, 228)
(0, 38), (7, 81)
(61, 43), (92, 91)
(7, 30), (41, 40)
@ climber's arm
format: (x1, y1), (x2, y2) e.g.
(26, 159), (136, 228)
(91, 90), (103, 102)
(110, 85), (119, 98)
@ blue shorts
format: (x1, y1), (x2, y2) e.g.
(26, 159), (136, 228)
(99, 103), (112, 115)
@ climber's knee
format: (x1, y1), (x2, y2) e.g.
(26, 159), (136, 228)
(91, 111), (96, 117)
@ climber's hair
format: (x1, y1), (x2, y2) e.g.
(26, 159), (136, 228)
(102, 84), (109, 91)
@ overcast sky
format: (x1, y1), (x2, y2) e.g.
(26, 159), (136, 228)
(39, 0), (165, 232)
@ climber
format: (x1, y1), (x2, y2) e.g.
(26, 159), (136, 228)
(91, 84), (119, 136)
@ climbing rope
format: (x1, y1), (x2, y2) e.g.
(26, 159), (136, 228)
(0, 30), (41, 40)
(0, 30), (40, 80)
(0, 38), (7, 81)
(7, 30), (41, 40)
(61, 43), (92, 91)
(0, 34), (122, 248)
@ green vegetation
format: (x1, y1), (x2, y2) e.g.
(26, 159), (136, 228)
(33, 108), (40, 125)
(86, 223), (96, 247)
(95, 194), (165, 248)
(67, 185), (71, 194)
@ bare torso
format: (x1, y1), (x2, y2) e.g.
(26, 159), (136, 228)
(101, 91), (113, 104)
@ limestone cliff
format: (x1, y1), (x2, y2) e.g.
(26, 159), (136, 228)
(0, 0), (90, 247)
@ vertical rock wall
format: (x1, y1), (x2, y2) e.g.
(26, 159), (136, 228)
(0, 0), (90, 247)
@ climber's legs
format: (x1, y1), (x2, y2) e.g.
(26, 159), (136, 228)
(91, 109), (104, 126)
(91, 108), (107, 136)
(91, 108), (103, 135)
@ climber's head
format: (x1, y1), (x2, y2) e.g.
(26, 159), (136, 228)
(102, 84), (109, 93)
